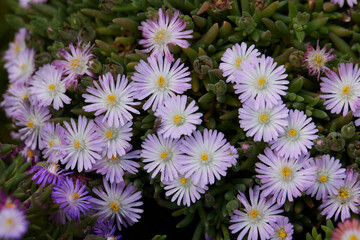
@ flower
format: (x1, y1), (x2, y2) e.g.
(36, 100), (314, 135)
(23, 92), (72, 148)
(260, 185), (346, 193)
(16, 102), (51, 150)
(1, 83), (30, 119)
(304, 155), (346, 200)
(141, 133), (184, 182)
(49, 209), (72, 225)
(94, 116), (133, 158)
(255, 148), (317, 206)
(132, 56), (191, 111)
(19, 0), (47, 8)
(29, 162), (70, 187)
(179, 129), (235, 186)
(82, 72), (140, 128)
(238, 100), (289, 142)
(0, 207), (29, 240)
(219, 42), (260, 83)
(3, 28), (27, 62)
(91, 181), (143, 230)
(52, 177), (92, 220)
(52, 40), (95, 87)
(269, 217), (294, 240)
(233, 55), (288, 108)
(39, 122), (67, 163)
(331, 0), (357, 7)
(320, 63), (360, 116)
(320, 168), (360, 222)
(154, 95), (202, 139)
(93, 148), (140, 184)
(270, 109), (318, 159)
(138, 8), (193, 62)
(332, 218), (360, 240)
(163, 175), (208, 206)
(20, 146), (40, 163)
(29, 64), (71, 110)
(303, 40), (335, 80)
(93, 220), (121, 239)
(61, 115), (104, 172)
(4, 48), (35, 84)
(229, 186), (283, 240)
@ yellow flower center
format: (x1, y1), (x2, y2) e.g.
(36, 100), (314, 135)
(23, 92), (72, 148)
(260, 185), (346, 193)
(288, 129), (297, 136)
(49, 141), (55, 148)
(153, 29), (166, 42)
(258, 77), (266, 86)
(27, 150), (34, 158)
(249, 209), (258, 219)
(27, 121), (34, 128)
(260, 114), (268, 122)
(338, 189), (349, 200)
(14, 44), (20, 52)
(69, 58), (80, 69)
(278, 229), (287, 239)
(6, 218), (14, 225)
(342, 85), (350, 95)
(74, 141), (80, 148)
(314, 54), (323, 65)
(235, 58), (242, 67)
(201, 154), (208, 161)
(319, 175), (327, 183)
(72, 193), (80, 199)
(106, 131), (113, 138)
(110, 202), (119, 212)
(281, 166), (291, 178)
(173, 115), (182, 124)
(4, 200), (16, 209)
(111, 155), (117, 161)
(161, 152), (168, 159)
(48, 84), (55, 90)
(180, 177), (187, 184)
(158, 76), (165, 86)
(20, 64), (25, 69)
(22, 93), (29, 100)
(107, 94), (116, 102)
(350, 235), (358, 240)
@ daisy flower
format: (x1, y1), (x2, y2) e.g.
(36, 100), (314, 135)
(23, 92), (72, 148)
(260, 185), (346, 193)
(93, 220), (121, 239)
(5, 48), (35, 84)
(163, 174), (208, 206)
(20, 146), (40, 163)
(93, 147), (141, 184)
(320, 63), (360, 116)
(16, 102), (51, 150)
(154, 95), (202, 139)
(52, 177), (92, 220)
(179, 129), (235, 186)
(269, 217), (294, 240)
(39, 122), (67, 163)
(0, 207), (29, 240)
(303, 40), (335, 80)
(229, 186), (283, 240)
(255, 148), (317, 206)
(19, 0), (47, 8)
(331, 0), (357, 7)
(29, 64), (70, 110)
(52, 40), (95, 87)
(304, 155), (346, 200)
(141, 133), (184, 182)
(226, 145), (239, 166)
(1, 83), (30, 119)
(29, 162), (70, 187)
(238, 100), (289, 142)
(219, 42), (260, 83)
(82, 72), (140, 128)
(94, 116), (133, 158)
(332, 218), (360, 240)
(270, 109), (318, 159)
(138, 8), (193, 62)
(132, 56), (191, 111)
(91, 181), (143, 230)
(320, 168), (360, 222)
(233, 55), (288, 108)
(61, 115), (104, 172)
(3, 28), (27, 62)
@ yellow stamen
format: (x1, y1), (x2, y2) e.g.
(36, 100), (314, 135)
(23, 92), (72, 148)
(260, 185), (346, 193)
(48, 84), (55, 90)
(342, 85), (350, 95)
(27, 150), (34, 158)
(27, 121), (34, 128)
(110, 202), (119, 212)
(22, 94), (29, 100)
(249, 209), (258, 219)
(14, 44), (20, 52)
(49, 141), (55, 148)
(235, 58), (242, 67)
(107, 94), (116, 102)
(314, 54), (323, 64)
(161, 152), (168, 159)
(106, 131), (113, 138)
(20, 64), (25, 69)
(288, 129), (297, 136)
(259, 114), (268, 122)
(6, 218), (14, 225)
(158, 76), (165, 86)
(350, 235), (358, 240)
(69, 58), (80, 69)
(153, 30), (166, 42)
(180, 177), (187, 184)
(4, 200), (16, 209)
(258, 77), (265, 86)
(319, 175), (327, 183)
(281, 166), (291, 178)
(201, 154), (208, 161)
(111, 155), (117, 160)
(338, 189), (349, 199)
(74, 141), (80, 148)
(278, 230), (287, 239)
(72, 193), (80, 199)
(173, 115), (182, 124)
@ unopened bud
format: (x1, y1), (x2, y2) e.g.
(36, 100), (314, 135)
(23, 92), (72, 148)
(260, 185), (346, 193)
(314, 135), (329, 152)
(347, 141), (360, 159)
(193, 55), (213, 75)
(341, 122), (356, 139)
(327, 132), (345, 151)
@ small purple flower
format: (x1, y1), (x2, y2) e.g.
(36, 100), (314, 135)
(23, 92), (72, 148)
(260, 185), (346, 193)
(4, 48), (35, 84)
(51, 177), (92, 220)
(1, 83), (30, 119)
(19, 146), (40, 163)
(269, 217), (294, 240)
(3, 28), (27, 62)
(52, 40), (95, 87)
(93, 220), (121, 239)
(39, 122), (67, 163)
(19, 0), (47, 8)
(331, 0), (357, 7)
(29, 162), (70, 187)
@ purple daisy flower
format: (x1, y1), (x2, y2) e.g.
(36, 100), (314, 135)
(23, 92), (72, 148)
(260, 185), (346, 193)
(255, 148), (317, 206)
(320, 63), (360, 117)
(138, 8), (193, 62)
(29, 162), (70, 187)
(49, 209), (72, 225)
(3, 28), (27, 62)
(331, 0), (357, 7)
(304, 155), (346, 200)
(132, 56), (191, 111)
(93, 220), (121, 239)
(233, 55), (288, 108)
(179, 129), (235, 186)
(238, 99), (289, 142)
(320, 168), (360, 222)
(91, 180), (144, 230)
(219, 42), (260, 83)
(154, 95), (202, 139)
(0, 207), (29, 240)
(19, 146), (40, 163)
(270, 109), (318, 159)
(61, 115), (104, 172)
(4, 48), (35, 84)
(229, 186), (283, 240)
(51, 177), (92, 220)
(1, 83), (30, 119)
(269, 217), (294, 240)
(52, 40), (95, 87)
(82, 72), (140, 128)
(39, 122), (67, 163)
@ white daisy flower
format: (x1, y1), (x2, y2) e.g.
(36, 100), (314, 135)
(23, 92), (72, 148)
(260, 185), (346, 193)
(1, 83), (30, 119)
(39, 122), (67, 163)
(0, 208), (29, 240)
(5, 48), (35, 84)
(154, 95), (202, 139)
(3, 28), (27, 62)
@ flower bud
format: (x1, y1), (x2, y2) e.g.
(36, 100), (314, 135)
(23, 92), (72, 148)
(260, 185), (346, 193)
(238, 141), (256, 157)
(314, 135), (329, 152)
(212, 0), (231, 11)
(226, 200), (239, 214)
(289, 51), (304, 68)
(193, 55), (213, 75)
(327, 132), (345, 151)
(204, 193), (216, 207)
(341, 121), (356, 139)
(347, 141), (360, 159)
